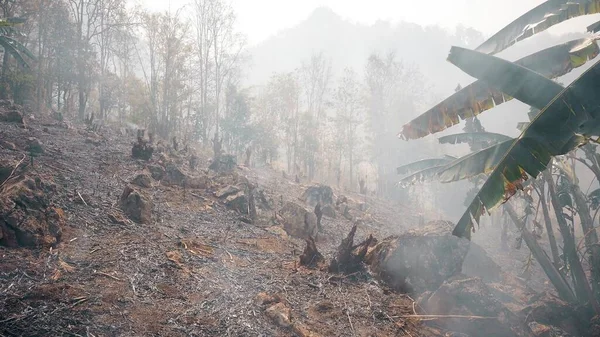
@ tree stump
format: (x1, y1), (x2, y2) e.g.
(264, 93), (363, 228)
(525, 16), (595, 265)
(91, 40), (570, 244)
(299, 237), (324, 268)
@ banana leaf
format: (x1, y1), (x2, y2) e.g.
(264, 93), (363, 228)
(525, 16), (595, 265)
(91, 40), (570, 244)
(0, 36), (35, 67)
(438, 132), (512, 146)
(396, 156), (456, 175)
(476, 0), (600, 55)
(399, 165), (447, 187)
(437, 139), (515, 183)
(453, 54), (600, 239)
(447, 46), (564, 111)
(398, 38), (598, 140)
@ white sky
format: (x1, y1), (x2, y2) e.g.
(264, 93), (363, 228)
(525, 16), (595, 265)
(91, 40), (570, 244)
(137, 0), (590, 45)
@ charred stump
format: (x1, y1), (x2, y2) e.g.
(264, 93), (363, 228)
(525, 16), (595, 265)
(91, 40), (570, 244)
(299, 237), (324, 268)
(314, 202), (323, 232)
(132, 129), (154, 161)
(172, 136), (178, 151)
(328, 225), (373, 274)
(189, 154), (199, 170)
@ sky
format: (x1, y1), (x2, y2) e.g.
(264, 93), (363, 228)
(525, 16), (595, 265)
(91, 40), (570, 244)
(136, 0), (600, 45)
(137, 0), (545, 45)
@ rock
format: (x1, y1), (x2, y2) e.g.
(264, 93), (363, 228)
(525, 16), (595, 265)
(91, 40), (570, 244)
(528, 322), (572, 337)
(520, 292), (590, 336)
(147, 164), (165, 181)
(0, 176), (63, 248)
(186, 175), (207, 189)
(279, 201), (317, 239)
(365, 220), (469, 293)
(265, 302), (292, 328)
(462, 241), (502, 282)
(108, 212), (127, 225)
(321, 204), (335, 218)
(1, 108), (25, 126)
(216, 185), (240, 199)
(131, 172), (152, 188)
(27, 137), (43, 154)
(254, 292), (281, 307)
(421, 275), (521, 337)
(225, 192), (248, 214)
(302, 184), (334, 207)
(163, 163), (187, 186)
(84, 137), (103, 146)
(0, 139), (16, 150)
(119, 186), (152, 224)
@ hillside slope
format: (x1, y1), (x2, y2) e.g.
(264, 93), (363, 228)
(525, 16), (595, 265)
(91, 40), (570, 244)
(0, 109), (439, 336)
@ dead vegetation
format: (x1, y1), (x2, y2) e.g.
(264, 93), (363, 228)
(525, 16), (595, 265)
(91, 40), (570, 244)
(0, 111), (597, 336)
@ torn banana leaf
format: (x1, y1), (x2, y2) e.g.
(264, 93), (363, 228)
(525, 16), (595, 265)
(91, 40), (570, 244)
(447, 46), (564, 111)
(396, 156), (456, 175)
(438, 132), (513, 146)
(453, 56), (600, 239)
(399, 38), (597, 140)
(476, 0), (600, 55)
(398, 166), (447, 187)
(437, 139), (515, 183)
(0, 36), (35, 67)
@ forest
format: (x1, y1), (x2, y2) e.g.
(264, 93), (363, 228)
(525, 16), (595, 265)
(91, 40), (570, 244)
(0, 0), (439, 201)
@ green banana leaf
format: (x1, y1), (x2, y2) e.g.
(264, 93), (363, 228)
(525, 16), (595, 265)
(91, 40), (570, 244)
(438, 132), (513, 146)
(447, 46), (564, 111)
(0, 36), (35, 67)
(399, 165), (447, 187)
(398, 38), (597, 140)
(396, 156), (456, 175)
(476, 0), (600, 55)
(437, 139), (515, 183)
(452, 51), (600, 239)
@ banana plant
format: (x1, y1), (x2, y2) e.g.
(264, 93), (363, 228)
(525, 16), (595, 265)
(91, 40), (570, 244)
(447, 48), (600, 239)
(0, 17), (34, 68)
(397, 132), (513, 186)
(399, 37), (599, 140)
(476, 0), (600, 55)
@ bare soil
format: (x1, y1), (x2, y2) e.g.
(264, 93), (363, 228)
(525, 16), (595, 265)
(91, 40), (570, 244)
(0, 115), (448, 336)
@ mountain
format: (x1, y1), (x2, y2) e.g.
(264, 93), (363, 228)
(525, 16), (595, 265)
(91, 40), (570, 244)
(245, 7), (591, 111)
(244, 7), (483, 96)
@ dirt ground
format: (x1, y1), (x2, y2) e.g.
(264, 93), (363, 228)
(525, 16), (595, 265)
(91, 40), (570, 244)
(0, 114), (460, 337)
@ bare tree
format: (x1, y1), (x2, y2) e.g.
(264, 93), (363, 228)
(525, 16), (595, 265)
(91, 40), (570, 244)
(332, 67), (363, 190)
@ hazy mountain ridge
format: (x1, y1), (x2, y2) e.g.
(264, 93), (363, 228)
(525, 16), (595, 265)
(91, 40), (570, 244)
(246, 7), (592, 106)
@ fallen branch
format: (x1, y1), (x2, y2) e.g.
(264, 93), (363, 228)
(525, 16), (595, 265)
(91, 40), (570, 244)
(93, 271), (123, 281)
(77, 190), (88, 206)
(0, 154), (26, 191)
